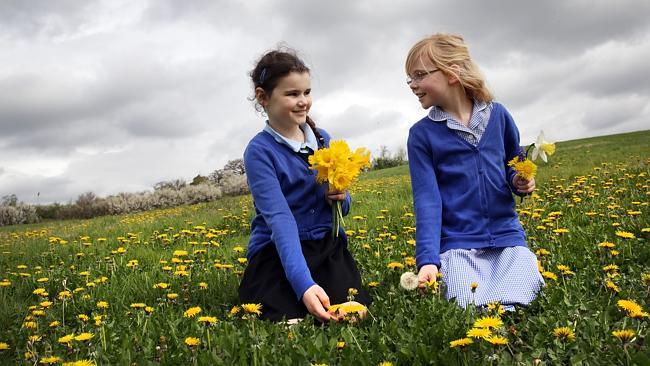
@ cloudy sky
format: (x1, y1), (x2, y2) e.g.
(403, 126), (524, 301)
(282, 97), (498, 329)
(1, 0), (649, 204)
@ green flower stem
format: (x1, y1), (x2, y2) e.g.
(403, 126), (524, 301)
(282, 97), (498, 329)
(332, 201), (344, 238)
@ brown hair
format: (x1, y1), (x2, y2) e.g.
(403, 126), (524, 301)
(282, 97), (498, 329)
(250, 48), (324, 145)
(405, 33), (493, 103)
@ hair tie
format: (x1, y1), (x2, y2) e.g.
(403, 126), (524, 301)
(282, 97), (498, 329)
(259, 68), (268, 85)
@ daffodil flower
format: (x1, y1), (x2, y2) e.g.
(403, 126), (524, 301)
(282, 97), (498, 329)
(531, 131), (556, 162)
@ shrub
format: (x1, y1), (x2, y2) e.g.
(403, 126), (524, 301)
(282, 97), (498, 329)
(372, 146), (407, 170)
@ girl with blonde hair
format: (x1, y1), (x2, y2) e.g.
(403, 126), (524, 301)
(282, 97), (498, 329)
(405, 34), (544, 308)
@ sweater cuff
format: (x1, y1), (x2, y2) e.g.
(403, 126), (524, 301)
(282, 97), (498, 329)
(293, 277), (316, 301)
(341, 191), (351, 216)
(417, 256), (441, 271)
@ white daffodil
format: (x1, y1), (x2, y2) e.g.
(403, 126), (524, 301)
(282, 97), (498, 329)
(531, 131), (556, 162)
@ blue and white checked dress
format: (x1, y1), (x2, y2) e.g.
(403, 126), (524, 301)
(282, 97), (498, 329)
(428, 101), (545, 308)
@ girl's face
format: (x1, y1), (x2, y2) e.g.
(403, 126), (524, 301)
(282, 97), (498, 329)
(407, 57), (451, 109)
(259, 71), (312, 129)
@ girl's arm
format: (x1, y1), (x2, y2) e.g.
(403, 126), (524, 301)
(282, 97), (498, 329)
(244, 144), (315, 301)
(501, 107), (529, 196)
(407, 130), (443, 270)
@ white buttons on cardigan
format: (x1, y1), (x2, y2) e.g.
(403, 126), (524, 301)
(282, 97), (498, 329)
(310, 209), (315, 214)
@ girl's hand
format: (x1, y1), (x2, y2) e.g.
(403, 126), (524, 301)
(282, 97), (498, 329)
(417, 264), (439, 288)
(512, 176), (536, 194)
(302, 285), (335, 322)
(326, 188), (346, 205)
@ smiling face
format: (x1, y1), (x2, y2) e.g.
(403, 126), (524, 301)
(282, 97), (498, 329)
(258, 71), (312, 131)
(407, 57), (451, 110)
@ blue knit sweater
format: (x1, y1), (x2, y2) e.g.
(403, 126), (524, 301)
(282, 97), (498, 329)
(244, 128), (351, 300)
(407, 102), (527, 269)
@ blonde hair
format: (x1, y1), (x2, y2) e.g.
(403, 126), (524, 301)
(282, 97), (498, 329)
(405, 33), (493, 103)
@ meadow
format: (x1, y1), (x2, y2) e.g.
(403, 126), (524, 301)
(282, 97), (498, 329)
(1, 130), (649, 365)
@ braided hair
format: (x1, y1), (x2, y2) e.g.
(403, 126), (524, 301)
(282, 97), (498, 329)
(250, 49), (325, 146)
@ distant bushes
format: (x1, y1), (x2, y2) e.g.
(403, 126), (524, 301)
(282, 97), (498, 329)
(0, 203), (39, 226)
(1, 159), (250, 226)
(372, 146), (407, 170)
(35, 182), (236, 222)
(34, 184), (223, 221)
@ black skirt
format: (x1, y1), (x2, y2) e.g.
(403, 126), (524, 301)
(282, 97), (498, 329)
(238, 232), (371, 321)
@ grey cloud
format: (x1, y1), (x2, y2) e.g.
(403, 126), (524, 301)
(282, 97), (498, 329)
(323, 105), (403, 140)
(0, 42), (236, 153)
(580, 95), (647, 131)
(0, 0), (93, 40)
(1, 174), (74, 204)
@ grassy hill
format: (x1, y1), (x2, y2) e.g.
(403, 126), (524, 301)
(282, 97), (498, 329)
(0, 130), (648, 365)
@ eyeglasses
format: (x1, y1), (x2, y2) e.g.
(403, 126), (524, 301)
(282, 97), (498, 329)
(406, 69), (440, 85)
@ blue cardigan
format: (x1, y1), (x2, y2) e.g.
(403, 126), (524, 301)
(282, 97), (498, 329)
(244, 128), (351, 300)
(407, 102), (527, 269)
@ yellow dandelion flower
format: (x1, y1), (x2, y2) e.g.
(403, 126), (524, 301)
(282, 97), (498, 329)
(466, 328), (492, 339)
(612, 329), (635, 343)
(629, 310), (649, 319)
(39, 356), (62, 364)
(241, 303), (262, 315)
(96, 301), (109, 309)
(328, 301), (367, 315)
(198, 316), (218, 325)
(184, 337), (201, 347)
(615, 231), (635, 239)
(605, 280), (620, 292)
(167, 293), (178, 300)
(387, 262), (404, 270)
(602, 264), (619, 272)
(616, 300), (643, 313)
(485, 335), (509, 345)
(0, 342), (9, 351)
(22, 321), (37, 330)
(507, 156), (537, 180)
(184, 306), (202, 318)
(63, 360), (96, 366)
(542, 271), (558, 281)
(130, 303), (146, 309)
(74, 333), (94, 342)
(449, 338), (473, 348)
(229, 306), (241, 316)
(473, 316), (503, 329)
(553, 327), (575, 341)
(597, 242), (615, 248)
(58, 333), (75, 345)
(336, 341), (345, 349)
(153, 283), (169, 289)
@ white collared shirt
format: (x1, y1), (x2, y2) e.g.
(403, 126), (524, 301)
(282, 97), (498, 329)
(428, 100), (493, 146)
(263, 121), (319, 153)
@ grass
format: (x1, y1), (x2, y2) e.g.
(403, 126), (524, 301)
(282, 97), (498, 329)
(0, 130), (648, 365)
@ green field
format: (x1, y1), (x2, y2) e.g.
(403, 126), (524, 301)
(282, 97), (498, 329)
(1, 130), (649, 365)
